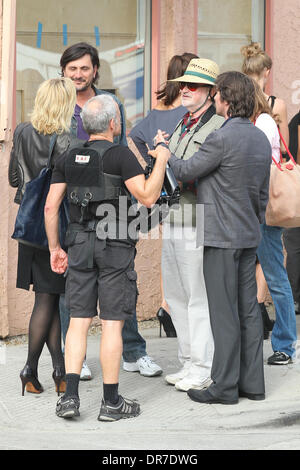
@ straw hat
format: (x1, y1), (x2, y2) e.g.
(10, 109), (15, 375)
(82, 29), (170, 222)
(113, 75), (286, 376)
(169, 58), (219, 86)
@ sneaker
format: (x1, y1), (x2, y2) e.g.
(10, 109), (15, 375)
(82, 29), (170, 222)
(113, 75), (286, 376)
(175, 376), (212, 392)
(98, 395), (140, 422)
(56, 396), (80, 419)
(123, 356), (163, 377)
(80, 360), (92, 381)
(165, 363), (191, 385)
(267, 351), (292, 365)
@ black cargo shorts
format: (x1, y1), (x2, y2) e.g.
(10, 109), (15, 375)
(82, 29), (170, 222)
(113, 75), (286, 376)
(65, 231), (138, 321)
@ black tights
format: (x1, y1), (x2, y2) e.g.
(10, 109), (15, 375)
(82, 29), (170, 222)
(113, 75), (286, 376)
(26, 292), (64, 374)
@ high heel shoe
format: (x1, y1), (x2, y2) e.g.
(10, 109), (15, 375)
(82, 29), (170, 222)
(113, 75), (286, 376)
(259, 303), (275, 340)
(157, 307), (177, 337)
(20, 365), (44, 396)
(52, 366), (66, 396)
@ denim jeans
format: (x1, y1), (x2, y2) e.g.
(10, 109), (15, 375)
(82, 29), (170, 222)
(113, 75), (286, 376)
(257, 224), (297, 357)
(59, 295), (146, 362)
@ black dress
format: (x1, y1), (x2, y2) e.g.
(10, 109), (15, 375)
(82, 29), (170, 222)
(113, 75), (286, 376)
(17, 243), (65, 294)
(9, 123), (80, 294)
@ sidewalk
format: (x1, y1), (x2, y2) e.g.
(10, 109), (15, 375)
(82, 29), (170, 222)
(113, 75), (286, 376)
(1, 313), (300, 451)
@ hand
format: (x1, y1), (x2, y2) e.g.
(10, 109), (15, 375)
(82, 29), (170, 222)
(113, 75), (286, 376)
(148, 144), (170, 162)
(153, 129), (169, 147)
(50, 248), (68, 274)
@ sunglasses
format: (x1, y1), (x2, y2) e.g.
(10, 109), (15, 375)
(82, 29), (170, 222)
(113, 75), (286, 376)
(179, 82), (205, 92)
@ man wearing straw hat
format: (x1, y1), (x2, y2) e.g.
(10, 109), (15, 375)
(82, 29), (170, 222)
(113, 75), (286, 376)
(151, 71), (271, 404)
(154, 58), (224, 393)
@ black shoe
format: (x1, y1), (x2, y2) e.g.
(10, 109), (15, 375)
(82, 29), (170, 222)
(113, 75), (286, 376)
(267, 351), (292, 365)
(259, 303), (275, 340)
(20, 365), (44, 396)
(52, 366), (66, 396)
(98, 395), (140, 422)
(56, 395), (80, 418)
(156, 307), (177, 337)
(187, 388), (238, 405)
(239, 390), (265, 401)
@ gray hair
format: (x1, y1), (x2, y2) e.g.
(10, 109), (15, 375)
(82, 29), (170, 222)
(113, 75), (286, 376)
(81, 94), (117, 135)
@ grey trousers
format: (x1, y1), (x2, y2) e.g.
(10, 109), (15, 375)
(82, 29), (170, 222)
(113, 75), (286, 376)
(162, 225), (214, 380)
(203, 246), (265, 401)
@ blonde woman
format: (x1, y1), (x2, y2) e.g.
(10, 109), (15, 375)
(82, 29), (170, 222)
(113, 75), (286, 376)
(241, 42), (289, 150)
(9, 78), (79, 395)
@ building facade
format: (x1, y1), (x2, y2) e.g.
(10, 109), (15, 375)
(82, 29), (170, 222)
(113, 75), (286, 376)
(0, 0), (300, 337)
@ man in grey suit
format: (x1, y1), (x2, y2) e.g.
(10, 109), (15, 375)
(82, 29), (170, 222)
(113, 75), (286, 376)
(151, 71), (272, 404)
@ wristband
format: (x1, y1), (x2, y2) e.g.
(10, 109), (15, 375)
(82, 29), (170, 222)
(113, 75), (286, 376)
(155, 141), (169, 149)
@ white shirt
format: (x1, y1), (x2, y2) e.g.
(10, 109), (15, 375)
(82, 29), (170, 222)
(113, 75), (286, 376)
(255, 113), (281, 163)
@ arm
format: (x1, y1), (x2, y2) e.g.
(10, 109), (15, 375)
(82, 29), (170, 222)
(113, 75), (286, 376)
(168, 130), (223, 182)
(127, 137), (147, 171)
(44, 183), (68, 274)
(259, 168), (271, 223)
(117, 101), (128, 147)
(125, 148), (169, 207)
(8, 124), (25, 188)
(274, 98), (289, 151)
(297, 125), (300, 165)
(8, 143), (19, 188)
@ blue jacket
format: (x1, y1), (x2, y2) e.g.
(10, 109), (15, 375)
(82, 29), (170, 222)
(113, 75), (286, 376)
(70, 86), (127, 146)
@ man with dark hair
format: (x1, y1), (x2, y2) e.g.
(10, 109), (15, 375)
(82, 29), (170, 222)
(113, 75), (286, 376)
(59, 42), (162, 380)
(152, 71), (272, 405)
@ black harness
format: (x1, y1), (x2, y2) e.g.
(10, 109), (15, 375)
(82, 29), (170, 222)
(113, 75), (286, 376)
(64, 140), (133, 268)
(65, 140), (131, 223)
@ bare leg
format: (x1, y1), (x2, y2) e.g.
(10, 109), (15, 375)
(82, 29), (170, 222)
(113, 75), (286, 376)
(256, 263), (268, 303)
(160, 271), (170, 313)
(65, 317), (92, 374)
(100, 319), (124, 383)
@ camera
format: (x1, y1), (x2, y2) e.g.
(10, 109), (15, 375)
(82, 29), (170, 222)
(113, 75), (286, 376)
(147, 156), (180, 207)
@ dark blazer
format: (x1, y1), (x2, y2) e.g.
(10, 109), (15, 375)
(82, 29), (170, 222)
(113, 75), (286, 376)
(169, 117), (272, 249)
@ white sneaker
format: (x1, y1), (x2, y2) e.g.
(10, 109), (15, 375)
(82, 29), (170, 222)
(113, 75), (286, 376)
(165, 363), (191, 385)
(123, 355), (163, 377)
(80, 360), (92, 381)
(175, 376), (212, 392)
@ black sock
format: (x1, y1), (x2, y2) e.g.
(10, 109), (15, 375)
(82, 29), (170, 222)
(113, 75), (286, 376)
(103, 383), (119, 404)
(65, 373), (80, 398)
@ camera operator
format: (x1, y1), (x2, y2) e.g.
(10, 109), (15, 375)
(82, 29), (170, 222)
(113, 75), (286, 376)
(44, 94), (169, 422)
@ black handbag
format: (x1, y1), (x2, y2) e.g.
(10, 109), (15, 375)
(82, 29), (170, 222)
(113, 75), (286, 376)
(11, 134), (69, 250)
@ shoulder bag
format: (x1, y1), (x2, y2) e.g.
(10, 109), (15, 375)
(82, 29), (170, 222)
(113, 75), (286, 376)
(11, 134), (69, 250)
(265, 129), (300, 228)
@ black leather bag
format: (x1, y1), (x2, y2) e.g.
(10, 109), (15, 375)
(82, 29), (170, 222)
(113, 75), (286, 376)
(11, 134), (69, 250)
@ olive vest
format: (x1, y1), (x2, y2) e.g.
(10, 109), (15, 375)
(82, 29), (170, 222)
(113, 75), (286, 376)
(167, 106), (224, 226)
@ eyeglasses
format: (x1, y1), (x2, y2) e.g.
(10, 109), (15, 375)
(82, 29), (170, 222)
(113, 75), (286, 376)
(179, 82), (202, 92)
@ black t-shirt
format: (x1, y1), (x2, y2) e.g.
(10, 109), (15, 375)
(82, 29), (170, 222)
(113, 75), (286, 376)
(52, 139), (145, 184)
(51, 140), (145, 237)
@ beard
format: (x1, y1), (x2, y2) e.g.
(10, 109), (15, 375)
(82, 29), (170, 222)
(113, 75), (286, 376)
(72, 77), (94, 92)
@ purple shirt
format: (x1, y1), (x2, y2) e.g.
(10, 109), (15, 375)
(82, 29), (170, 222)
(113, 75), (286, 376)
(74, 104), (89, 141)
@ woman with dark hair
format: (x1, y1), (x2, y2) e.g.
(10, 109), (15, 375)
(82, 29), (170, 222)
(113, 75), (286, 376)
(128, 52), (198, 164)
(9, 78), (79, 395)
(127, 52), (198, 339)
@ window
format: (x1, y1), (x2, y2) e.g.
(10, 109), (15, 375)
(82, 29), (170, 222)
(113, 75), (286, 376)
(197, 0), (265, 72)
(16, 0), (150, 131)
